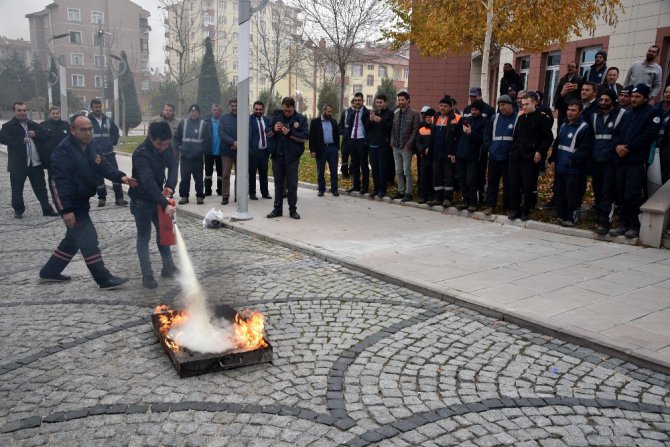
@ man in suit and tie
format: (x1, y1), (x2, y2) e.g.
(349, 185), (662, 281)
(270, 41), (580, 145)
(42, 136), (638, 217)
(341, 92), (371, 193)
(249, 101), (273, 200)
(604, 67), (623, 96)
(309, 104), (340, 196)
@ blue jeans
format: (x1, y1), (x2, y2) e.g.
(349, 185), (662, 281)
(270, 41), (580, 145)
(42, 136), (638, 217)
(316, 144), (339, 192)
(130, 200), (175, 278)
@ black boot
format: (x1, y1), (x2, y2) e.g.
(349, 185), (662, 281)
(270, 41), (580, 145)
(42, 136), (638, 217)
(39, 252), (72, 281)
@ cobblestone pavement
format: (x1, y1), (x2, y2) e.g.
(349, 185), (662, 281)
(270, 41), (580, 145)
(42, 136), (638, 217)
(1, 158), (670, 446)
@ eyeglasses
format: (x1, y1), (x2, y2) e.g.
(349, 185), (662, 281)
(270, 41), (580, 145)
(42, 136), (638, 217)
(78, 127), (94, 133)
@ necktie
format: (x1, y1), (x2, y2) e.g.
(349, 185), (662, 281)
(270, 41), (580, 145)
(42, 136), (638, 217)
(353, 110), (359, 139)
(258, 118), (266, 148)
(24, 124), (32, 166)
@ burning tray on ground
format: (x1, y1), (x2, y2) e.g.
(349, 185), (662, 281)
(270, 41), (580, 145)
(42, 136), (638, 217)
(152, 304), (273, 378)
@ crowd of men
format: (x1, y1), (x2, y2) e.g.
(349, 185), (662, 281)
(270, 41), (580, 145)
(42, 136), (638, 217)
(313, 44), (669, 240)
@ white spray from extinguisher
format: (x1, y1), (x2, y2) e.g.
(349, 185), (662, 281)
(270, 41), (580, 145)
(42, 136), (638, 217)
(168, 226), (238, 354)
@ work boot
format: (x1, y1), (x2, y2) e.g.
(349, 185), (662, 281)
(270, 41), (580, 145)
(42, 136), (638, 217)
(392, 192), (404, 200)
(39, 273), (71, 282)
(467, 205), (477, 213)
(595, 225), (609, 236)
(161, 265), (180, 278)
(401, 194), (412, 202)
(483, 207), (494, 215)
(442, 199), (452, 208)
(115, 198), (128, 206)
(221, 197), (229, 205)
(98, 198), (106, 207)
(196, 197), (204, 205)
(142, 276), (158, 289)
(624, 228), (639, 239)
(98, 275), (129, 290)
(609, 225), (628, 237)
(178, 197), (189, 205)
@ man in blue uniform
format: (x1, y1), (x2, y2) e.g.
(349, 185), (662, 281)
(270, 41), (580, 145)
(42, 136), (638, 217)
(88, 99), (126, 207)
(610, 84), (663, 238)
(39, 114), (136, 289)
(174, 104), (210, 205)
(483, 95), (517, 215)
(267, 97), (308, 219)
(549, 101), (594, 226)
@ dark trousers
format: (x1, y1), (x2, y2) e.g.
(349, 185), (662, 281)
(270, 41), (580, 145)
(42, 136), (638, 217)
(457, 158), (480, 206)
(347, 139), (369, 191)
(592, 160), (617, 225)
(485, 158), (509, 209)
(554, 172), (587, 222)
(341, 141), (350, 175)
(179, 156), (204, 198)
(369, 144), (389, 196)
(249, 149), (270, 196)
(97, 152), (124, 199)
(204, 154), (223, 195)
(316, 144), (339, 193)
(509, 157), (537, 214)
(10, 165), (52, 214)
(272, 156), (299, 212)
(39, 212), (112, 284)
(432, 157), (456, 201)
(478, 151), (489, 204)
(130, 200), (175, 278)
(386, 148), (396, 184)
(615, 162), (646, 229)
(418, 154), (433, 200)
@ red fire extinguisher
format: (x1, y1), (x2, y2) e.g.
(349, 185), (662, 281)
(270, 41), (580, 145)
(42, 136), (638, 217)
(158, 197), (177, 246)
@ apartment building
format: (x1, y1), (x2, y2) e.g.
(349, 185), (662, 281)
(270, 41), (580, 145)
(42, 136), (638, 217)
(27, 0), (151, 109)
(0, 36), (33, 64)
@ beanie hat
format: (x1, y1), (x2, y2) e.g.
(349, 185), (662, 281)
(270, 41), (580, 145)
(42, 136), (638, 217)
(599, 88), (617, 102)
(439, 95), (453, 105)
(497, 95), (513, 104)
(189, 104), (201, 113)
(631, 83), (650, 98)
(620, 85), (633, 95)
(596, 50), (608, 61)
(470, 100), (485, 111)
(424, 108), (436, 117)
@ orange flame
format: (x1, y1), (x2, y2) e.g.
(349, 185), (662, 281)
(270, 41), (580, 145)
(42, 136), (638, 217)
(153, 305), (267, 352)
(234, 310), (269, 350)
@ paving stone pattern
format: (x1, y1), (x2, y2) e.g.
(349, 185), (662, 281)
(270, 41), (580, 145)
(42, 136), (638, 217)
(0, 161), (669, 446)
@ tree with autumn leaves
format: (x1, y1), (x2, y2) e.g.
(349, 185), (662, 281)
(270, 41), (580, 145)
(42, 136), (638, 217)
(384, 0), (622, 101)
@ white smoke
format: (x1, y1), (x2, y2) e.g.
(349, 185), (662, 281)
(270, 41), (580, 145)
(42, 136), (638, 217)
(168, 225), (237, 354)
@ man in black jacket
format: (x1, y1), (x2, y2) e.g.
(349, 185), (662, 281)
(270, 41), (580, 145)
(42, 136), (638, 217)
(309, 104), (340, 196)
(0, 102), (58, 218)
(39, 115), (137, 289)
(508, 94), (554, 221)
(41, 106), (70, 205)
(341, 92), (371, 194)
(367, 94), (394, 198)
(500, 63), (523, 96)
(609, 84), (662, 239)
(554, 62), (584, 126)
(129, 121), (179, 289)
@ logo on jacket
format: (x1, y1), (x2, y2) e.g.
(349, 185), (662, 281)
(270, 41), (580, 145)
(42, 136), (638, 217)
(608, 122), (614, 128)
(507, 124), (514, 129)
(567, 133), (574, 138)
(293, 121), (299, 128)
(95, 154), (102, 165)
(653, 117), (661, 124)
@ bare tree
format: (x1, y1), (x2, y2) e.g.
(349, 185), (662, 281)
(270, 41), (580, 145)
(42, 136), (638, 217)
(251, 4), (306, 99)
(291, 0), (391, 109)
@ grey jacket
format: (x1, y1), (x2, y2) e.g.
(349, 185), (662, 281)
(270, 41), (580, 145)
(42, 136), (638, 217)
(390, 106), (420, 151)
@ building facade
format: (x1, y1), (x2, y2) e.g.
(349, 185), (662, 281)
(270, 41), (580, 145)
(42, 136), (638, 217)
(0, 36), (33, 64)
(409, 0), (670, 111)
(27, 0), (151, 110)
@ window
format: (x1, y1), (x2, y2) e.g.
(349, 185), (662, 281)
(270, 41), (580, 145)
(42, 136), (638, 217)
(519, 57), (530, 91)
(366, 74), (374, 86)
(232, 76), (238, 84)
(140, 60), (150, 72)
(58, 55), (65, 65)
(378, 65), (387, 78)
(140, 39), (149, 52)
(352, 65), (362, 77)
(141, 80), (150, 91)
(543, 51), (561, 108)
(218, 31), (226, 40)
(204, 13), (214, 25)
(402, 68), (409, 80)
(366, 95), (373, 106)
(69, 31), (82, 44)
(67, 8), (81, 22)
(94, 55), (105, 67)
(352, 84), (362, 94)
(579, 46), (603, 77)
(91, 11), (104, 24)
(94, 75), (105, 89)
(72, 74), (85, 87)
(218, 15), (226, 24)
(93, 32), (103, 46)
(233, 1), (238, 10)
(140, 18), (149, 32)
(367, 64), (374, 70)
(70, 53), (83, 66)
(219, 0), (225, 8)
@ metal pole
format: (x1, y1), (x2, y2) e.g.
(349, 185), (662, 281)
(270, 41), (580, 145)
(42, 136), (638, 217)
(59, 64), (68, 119)
(98, 22), (105, 105)
(47, 85), (53, 107)
(114, 77), (119, 125)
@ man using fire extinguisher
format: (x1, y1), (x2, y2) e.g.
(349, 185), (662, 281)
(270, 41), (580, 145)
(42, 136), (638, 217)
(129, 121), (180, 289)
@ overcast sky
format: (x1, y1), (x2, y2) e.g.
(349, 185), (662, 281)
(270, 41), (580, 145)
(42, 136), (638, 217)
(0, 0), (166, 71)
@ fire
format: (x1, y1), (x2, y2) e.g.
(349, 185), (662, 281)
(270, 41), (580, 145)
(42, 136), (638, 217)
(153, 305), (267, 352)
(234, 310), (268, 350)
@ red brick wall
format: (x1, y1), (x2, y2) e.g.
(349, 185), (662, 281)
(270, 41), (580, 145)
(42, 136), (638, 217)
(407, 46), (472, 111)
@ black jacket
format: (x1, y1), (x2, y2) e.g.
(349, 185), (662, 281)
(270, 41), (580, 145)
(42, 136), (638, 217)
(269, 111), (308, 163)
(365, 108), (394, 146)
(510, 111), (554, 161)
(553, 73), (584, 116)
(309, 116), (340, 157)
(0, 117), (50, 172)
(50, 135), (126, 215)
(128, 138), (177, 209)
(614, 103), (662, 163)
(340, 106), (370, 142)
(40, 119), (71, 169)
(456, 115), (486, 161)
(500, 70), (523, 96)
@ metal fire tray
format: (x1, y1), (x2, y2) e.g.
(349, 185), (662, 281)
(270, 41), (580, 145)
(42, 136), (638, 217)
(152, 304), (273, 378)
